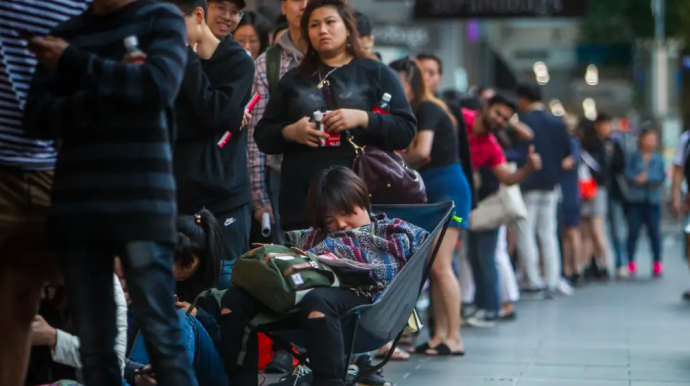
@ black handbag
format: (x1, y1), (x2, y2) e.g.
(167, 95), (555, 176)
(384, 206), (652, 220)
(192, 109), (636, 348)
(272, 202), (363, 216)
(320, 74), (427, 204)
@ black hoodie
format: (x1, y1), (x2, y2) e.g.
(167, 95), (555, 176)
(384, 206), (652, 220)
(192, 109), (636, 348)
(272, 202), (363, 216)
(174, 38), (255, 214)
(254, 58), (417, 228)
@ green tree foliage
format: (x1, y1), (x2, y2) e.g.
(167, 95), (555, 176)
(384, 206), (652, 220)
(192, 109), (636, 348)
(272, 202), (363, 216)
(579, 0), (633, 43)
(580, 0), (687, 43)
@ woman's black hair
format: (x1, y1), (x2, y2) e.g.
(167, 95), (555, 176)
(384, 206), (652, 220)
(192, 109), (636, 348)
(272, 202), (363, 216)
(298, 0), (366, 73)
(638, 127), (658, 146)
(236, 11), (272, 57)
(273, 15), (289, 39)
(390, 57), (457, 124)
(389, 57), (425, 110)
(306, 166), (371, 230)
(579, 117), (601, 152)
(354, 11), (372, 37)
(175, 209), (227, 295)
(416, 53), (443, 75)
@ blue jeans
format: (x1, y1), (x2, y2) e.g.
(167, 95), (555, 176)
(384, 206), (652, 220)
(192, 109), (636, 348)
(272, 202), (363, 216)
(467, 228), (500, 316)
(130, 310), (228, 386)
(607, 199), (627, 268)
(627, 202), (662, 264)
(58, 242), (195, 386)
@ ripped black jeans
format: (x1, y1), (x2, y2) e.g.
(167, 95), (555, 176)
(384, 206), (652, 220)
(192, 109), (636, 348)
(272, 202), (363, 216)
(219, 287), (368, 386)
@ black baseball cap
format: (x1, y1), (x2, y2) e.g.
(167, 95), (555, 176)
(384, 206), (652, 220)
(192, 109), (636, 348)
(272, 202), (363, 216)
(209, 0), (246, 8)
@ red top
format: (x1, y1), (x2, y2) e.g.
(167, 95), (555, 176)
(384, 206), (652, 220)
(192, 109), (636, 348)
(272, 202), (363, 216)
(462, 108), (505, 170)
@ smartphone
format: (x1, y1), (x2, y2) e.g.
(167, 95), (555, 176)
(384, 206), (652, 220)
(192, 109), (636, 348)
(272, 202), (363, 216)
(134, 366), (154, 376)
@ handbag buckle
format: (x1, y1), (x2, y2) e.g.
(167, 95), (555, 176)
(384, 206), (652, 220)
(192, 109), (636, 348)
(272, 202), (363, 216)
(347, 135), (366, 154)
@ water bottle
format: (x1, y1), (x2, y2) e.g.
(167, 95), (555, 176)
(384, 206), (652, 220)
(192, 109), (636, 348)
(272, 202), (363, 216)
(373, 93), (391, 115)
(123, 36), (146, 64)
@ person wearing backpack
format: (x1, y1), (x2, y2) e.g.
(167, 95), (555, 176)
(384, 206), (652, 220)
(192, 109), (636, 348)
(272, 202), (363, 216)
(247, 0), (308, 248)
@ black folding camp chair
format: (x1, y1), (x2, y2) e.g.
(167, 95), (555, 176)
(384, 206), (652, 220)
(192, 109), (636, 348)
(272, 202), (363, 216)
(254, 201), (455, 385)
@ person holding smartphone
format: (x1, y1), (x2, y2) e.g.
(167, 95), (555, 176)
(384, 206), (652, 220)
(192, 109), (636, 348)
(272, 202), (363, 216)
(21, 1), (195, 385)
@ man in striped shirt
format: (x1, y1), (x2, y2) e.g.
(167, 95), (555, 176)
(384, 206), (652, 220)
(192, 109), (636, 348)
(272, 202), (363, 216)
(19, 1), (195, 385)
(0, 1), (90, 385)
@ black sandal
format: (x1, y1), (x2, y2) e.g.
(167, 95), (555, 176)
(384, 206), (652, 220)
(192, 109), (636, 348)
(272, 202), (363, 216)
(409, 342), (431, 354)
(426, 343), (465, 356)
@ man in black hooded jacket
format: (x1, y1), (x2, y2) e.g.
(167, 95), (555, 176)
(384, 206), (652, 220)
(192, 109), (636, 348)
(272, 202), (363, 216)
(169, 0), (255, 260)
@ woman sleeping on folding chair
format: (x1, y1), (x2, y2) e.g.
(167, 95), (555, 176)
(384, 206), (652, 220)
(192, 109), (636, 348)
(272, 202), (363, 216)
(218, 166), (429, 386)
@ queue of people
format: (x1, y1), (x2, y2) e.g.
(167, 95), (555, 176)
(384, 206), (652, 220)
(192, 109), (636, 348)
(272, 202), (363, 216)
(0, 1), (681, 386)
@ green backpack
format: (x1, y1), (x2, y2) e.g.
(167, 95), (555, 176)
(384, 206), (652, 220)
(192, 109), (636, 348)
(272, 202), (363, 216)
(265, 44), (282, 96)
(231, 245), (336, 313)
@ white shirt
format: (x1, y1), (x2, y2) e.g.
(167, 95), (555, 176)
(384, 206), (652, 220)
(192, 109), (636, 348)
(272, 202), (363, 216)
(672, 131), (690, 167)
(52, 275), (128, 377)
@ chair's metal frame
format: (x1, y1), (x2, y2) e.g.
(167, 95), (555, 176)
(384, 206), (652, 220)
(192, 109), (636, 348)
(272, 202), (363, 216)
(263, 206), (454, 385)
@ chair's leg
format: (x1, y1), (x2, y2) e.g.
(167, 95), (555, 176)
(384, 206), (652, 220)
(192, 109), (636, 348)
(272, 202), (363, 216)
(353, 329), (405, 385)
(343, 312), (361, 384)
(263, 332), (308, 365)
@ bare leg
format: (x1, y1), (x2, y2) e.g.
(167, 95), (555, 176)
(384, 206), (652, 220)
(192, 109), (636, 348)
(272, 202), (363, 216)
(562, 231), (573, 277)
(427, 277), (447, 347)
(579, 219), (593, 269)
(590, 216), (610, 266)
(428, 228), (463, 353)
(567, 227), (582, 276)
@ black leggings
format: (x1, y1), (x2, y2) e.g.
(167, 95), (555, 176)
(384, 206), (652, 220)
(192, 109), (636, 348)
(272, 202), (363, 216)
(219, 286), (368, 386)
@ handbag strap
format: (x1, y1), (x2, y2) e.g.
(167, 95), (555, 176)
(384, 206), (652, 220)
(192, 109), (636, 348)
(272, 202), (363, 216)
(319, 70), (338, 112)
(319, 70), (364, 153)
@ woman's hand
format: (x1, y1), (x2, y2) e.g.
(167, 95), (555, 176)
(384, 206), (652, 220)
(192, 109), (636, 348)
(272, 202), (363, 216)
(135, 365), (157, 386)
(176, 301), (197, 317)
(561, 156), (575, 171)
(31, 315), (57, 348)
(282, 117), (328, 147)
(242, 110), (251, 128)
(323, 109), (368, 133)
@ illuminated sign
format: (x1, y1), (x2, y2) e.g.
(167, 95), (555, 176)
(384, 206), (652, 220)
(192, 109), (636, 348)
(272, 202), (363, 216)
(414, 0), (589, 19)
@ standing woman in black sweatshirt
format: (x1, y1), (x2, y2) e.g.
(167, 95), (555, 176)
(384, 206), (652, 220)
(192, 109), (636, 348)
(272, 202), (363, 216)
(254, 0), (417, 232)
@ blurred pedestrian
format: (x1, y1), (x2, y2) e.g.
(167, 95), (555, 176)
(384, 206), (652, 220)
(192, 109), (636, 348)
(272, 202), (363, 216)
(22, 1), (195, 385)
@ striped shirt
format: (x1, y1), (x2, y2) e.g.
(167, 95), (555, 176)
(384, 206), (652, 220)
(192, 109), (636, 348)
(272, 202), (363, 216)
(22, 0), (188, 243)
(0, 0), (90, 170)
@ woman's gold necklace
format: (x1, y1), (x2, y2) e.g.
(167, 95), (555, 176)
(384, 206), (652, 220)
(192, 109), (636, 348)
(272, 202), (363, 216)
(317, 66), (340, 89)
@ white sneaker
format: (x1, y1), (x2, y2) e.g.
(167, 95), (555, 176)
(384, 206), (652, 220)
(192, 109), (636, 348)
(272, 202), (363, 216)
(345, 364), (359, 383)
(466, 310), (497, 328)
(557, 278), (574, 296)
(615, 266), (629, 280)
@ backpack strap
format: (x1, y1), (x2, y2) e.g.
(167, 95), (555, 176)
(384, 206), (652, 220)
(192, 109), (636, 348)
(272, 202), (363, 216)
(265, 44), (282, 96)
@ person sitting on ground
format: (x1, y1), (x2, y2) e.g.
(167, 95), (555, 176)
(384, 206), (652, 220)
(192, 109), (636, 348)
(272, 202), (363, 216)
(127, 209), (232, 386)
(28, 276), (127, 385)
(219, 166), (429, 386)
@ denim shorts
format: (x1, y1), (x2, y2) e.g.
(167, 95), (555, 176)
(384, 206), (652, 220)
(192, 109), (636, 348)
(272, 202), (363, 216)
(420, 163), (471, 229)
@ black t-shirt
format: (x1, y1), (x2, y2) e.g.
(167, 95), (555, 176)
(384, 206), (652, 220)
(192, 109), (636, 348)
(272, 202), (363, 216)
(416, 101), (460, 171)
(254, 58), (418, 228)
